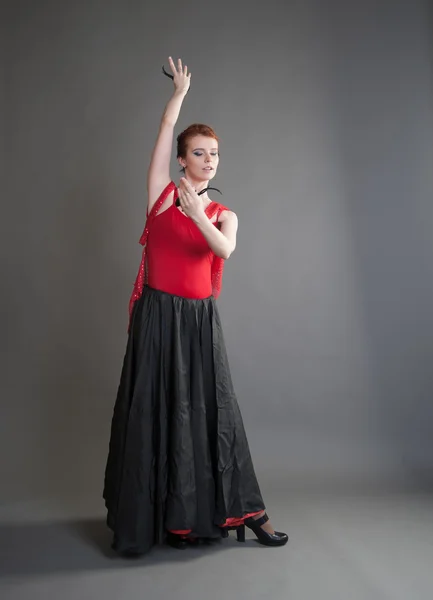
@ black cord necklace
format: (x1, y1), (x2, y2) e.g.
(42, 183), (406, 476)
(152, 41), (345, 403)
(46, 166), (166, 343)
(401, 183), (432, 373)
(175, 186), (222, 207)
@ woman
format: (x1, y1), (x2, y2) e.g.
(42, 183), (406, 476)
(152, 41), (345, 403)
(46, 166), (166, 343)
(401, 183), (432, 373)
(103, 57), (288, 555)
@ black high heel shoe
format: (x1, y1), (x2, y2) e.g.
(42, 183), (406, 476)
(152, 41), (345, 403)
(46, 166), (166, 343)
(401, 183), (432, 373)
(221, 524), (246, 542)
(239, 513), (288, 547)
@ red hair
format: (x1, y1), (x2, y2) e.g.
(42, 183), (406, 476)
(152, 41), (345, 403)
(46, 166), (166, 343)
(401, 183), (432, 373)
(177, 123), (219, 158)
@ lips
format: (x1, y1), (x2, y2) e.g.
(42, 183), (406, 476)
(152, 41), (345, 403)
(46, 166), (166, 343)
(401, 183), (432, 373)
(203, 167), (213, 171)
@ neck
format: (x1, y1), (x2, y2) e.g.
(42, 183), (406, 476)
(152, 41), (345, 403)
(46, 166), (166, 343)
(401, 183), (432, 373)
(184, 175), (209, 199)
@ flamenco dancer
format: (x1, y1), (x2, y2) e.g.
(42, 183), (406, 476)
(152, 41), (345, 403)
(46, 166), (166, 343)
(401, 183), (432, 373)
(103, 57), (288, 554)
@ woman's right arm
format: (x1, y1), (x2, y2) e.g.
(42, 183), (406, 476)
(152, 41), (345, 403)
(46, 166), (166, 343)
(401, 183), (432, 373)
(147, 57), (191, 213)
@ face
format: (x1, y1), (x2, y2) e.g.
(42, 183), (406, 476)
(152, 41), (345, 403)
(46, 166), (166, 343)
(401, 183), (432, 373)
(179, 135), (219, 182)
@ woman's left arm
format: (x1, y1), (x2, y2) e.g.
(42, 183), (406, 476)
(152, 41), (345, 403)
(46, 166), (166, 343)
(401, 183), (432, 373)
(178, 178), (238, 259)
(193, 210), (238, 260)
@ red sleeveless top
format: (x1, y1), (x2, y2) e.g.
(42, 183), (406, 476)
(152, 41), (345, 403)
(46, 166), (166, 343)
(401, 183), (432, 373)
(128, 181), (229, 326)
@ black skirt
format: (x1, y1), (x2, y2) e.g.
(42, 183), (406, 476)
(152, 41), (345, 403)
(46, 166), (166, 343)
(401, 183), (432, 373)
(103, 286), (265, 555)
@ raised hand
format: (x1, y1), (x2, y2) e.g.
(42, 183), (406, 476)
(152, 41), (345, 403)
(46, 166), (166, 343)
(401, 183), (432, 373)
(167, 56), (191, 95)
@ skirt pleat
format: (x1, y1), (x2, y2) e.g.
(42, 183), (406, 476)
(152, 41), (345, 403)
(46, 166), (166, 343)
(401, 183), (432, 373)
(103, 286), (265, 555)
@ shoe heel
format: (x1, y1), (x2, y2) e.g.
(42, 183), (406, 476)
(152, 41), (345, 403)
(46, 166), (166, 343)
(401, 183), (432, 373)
(244, 513), (289, 547)
(236, 525), (246, 542)
(221, 528), (229, 539)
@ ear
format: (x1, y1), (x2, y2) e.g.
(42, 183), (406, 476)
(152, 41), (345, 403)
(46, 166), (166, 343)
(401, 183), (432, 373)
(177, 157), (187, 169)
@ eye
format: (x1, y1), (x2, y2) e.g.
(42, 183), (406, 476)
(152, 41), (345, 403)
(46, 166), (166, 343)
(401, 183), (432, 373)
(193, 151), (203, 156)
(211, 152), (219, 156)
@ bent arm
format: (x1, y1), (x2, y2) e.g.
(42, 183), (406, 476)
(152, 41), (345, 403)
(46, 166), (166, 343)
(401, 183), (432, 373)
(192, 211), (238, 260)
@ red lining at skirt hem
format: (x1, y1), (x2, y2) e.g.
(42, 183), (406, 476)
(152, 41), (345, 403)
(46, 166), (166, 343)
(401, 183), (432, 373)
(169, 510), (263, 536)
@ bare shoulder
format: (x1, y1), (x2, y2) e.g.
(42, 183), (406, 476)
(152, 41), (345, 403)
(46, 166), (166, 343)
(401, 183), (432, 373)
(218, 209), (238, 224)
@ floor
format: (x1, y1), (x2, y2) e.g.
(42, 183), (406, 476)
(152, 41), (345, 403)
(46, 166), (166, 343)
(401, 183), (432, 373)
(1, 489), (433, 600)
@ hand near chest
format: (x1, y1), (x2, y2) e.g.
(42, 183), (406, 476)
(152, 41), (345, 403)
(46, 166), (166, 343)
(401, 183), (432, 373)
(177, 178), (207, 223)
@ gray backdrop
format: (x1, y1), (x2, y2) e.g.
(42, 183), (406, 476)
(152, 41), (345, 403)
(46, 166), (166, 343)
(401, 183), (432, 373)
(2, 0), (433, 506)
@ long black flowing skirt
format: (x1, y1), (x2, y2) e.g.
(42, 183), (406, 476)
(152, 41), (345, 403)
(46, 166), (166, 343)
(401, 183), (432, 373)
(103, 286), (265, 555)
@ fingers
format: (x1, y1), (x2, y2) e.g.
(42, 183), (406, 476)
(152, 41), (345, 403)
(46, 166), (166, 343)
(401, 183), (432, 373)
(168, 56), (176, 75)
(178, 180), (194, 210)
(181, 178), (195, 194)
(179, 181), (188, 202)
(180, 178), (197, 193)
(179, 187), (188, 202)
(168, 57), (190, 78)
(177, 186), (187, 209)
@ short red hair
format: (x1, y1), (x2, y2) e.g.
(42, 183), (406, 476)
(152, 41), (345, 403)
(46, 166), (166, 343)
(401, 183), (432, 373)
(177, 123), (219, 158)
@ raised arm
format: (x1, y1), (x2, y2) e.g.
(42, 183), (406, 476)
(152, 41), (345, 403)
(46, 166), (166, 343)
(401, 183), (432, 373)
(147, 57), (191, 213)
